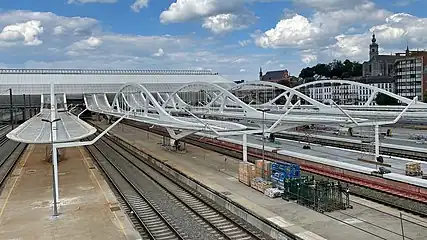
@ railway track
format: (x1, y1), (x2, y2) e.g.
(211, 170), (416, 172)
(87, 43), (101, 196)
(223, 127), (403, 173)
(86, 133), (272, 240)
(116, 120), (427, 216)
(89, 120), (427, 240)
(0, 133), (27, 191)
(274, 132), (427, 161)
(86, 137), (185, 240)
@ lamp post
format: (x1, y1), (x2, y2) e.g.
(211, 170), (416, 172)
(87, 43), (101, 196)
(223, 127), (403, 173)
(42, 117), (61, 216)
(8, 89), (13, 129)
(257, 108), (270, 177)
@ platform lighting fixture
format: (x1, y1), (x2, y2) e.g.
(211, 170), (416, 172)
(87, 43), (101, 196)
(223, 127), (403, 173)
(41, 117), (61, 217)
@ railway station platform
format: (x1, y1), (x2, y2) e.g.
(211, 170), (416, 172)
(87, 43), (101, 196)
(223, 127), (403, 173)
(95, 121), (427, 240)
(0, 144), (140, 240)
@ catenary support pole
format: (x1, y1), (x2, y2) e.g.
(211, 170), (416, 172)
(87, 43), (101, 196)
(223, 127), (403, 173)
(243, 133), (247, 162)
(9, 88), (13, 129)
(262, 110), (265, 161)
(29, 94), (32, 117)
(374, 124), (380, 160)
(23, 94), (26, 121)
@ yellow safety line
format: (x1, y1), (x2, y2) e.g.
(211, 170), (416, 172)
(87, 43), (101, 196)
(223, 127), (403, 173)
(78, 147), (129, 240)
(0, 144), (34, 222)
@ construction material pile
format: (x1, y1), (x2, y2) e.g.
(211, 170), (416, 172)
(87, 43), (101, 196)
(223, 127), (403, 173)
(251, 177), (273, 193)
(264, 188), (283, 198)
(405, 162), (423, 176)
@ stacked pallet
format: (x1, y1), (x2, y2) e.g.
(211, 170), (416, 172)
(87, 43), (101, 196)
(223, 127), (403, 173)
(263, 160), (272, 181)
(406, 162), (423, 176)
(253, 160), (272, 180)
(255, 160), (263, 178)
(239, 162), (255, 186)
(251, 177), (273, 193)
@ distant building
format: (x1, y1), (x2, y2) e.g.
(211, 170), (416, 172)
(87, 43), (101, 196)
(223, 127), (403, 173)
(394, 49), (427, 101)
(362, 34), (400, 77)
(361, 33), (427, 102)
(259, 68), (294, 87)
(305, 76), (395, 105)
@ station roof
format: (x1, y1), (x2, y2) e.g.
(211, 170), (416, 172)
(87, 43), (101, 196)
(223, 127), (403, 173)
(6, 109), (96, 144)
(0, 69), (236, 95)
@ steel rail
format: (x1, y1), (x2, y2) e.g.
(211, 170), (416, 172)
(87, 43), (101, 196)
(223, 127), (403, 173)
(86, 137), (186, 240)
(97, 133), (270, 240)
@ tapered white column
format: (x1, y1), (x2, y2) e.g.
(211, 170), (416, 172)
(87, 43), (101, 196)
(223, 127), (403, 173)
(50, 83), (59, 216)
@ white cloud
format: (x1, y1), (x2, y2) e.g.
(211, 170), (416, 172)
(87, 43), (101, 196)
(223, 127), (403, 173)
(69, 36), (102, 50)
(0, 20), (44, 46)
(202, 11), (257, 34)
(160, 0), (245, 24)
(255, 2), (390, 49)
(238, 39), (251, 46)
(0, 10), (290, 81)
(292, 0), (366, 11)
(67, 0), (117, 4)
(131, 0), (149, 12)
(253, 0), (427, 65)
(255, 14), (321, 48)
(300, 50), (318, 64)
(394, 0), (418, 7)
(160, 0), (274, 33)
(152, 48), (165, 57)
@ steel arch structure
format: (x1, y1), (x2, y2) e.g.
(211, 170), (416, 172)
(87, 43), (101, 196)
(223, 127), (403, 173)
(293, 79), (427, 107)
(162, 81), (261, 117)
(84, 83), (248, 140)
(229, 80), (427, 120)
(229, 81), (329, 110)
(160, 81), (368, 133)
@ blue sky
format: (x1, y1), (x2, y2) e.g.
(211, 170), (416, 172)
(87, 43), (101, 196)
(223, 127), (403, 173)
(0, 0), (426, 80)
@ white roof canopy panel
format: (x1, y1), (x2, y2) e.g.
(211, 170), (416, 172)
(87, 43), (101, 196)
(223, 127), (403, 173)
(6, 109), (96, 144)
(0, 69), (236, 95)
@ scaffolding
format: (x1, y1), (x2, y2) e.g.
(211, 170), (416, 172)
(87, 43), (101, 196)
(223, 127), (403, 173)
(282, 176), (351, 213)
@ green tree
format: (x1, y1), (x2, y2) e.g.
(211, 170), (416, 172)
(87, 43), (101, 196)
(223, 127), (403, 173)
(329, 60), (344, 77)
(375, 93), (399, 105)
(313, 63), (331, 77)
(299, 67), (315, 78)
(299, 59), (363, 79)
(351, 61), (363, 76)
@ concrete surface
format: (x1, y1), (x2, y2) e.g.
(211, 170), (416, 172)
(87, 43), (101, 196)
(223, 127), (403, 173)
(96, 120), (427, 240)
(288, 126), (427, 148)
(0, 144), (140, 240)
(226, 134), (427, 175)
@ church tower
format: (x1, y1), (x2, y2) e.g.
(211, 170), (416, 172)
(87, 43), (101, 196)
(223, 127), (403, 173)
(259, 67), (263, 81)
(369, 33), (379, 60)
